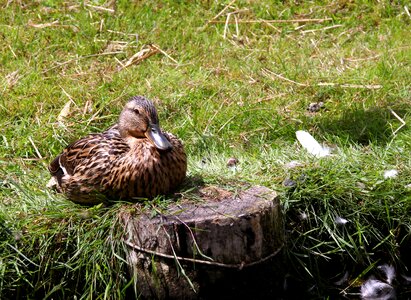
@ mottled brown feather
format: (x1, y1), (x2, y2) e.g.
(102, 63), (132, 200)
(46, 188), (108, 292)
(48, 96), (187, 204)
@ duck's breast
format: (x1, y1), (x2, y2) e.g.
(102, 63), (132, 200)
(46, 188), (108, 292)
(108, 133), (187, 199)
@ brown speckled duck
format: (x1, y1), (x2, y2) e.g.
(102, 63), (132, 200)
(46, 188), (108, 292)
(48, 96), (187, 204)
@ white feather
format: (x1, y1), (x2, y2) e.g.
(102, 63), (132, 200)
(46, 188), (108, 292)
(296, 130), (330, 157)
(284, 160), (303, 169)
(360, 279), (395, 300)
(383, 169), (398, 179)
(378, 264), (396, 284)
(58, 157), (68, 176)
(335, 216), (349, 225)
(46, 177), (57, 188)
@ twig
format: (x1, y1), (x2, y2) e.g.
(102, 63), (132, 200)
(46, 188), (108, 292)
(114, 57), (125, 69)
(228, 8), (249, 15)
(119, 44), (159, 70)
(28, 20), (59, 28)
(207, 0), (237, 24)
(151, 44), (178, 64)
(262, 68), (308, 87)
(82, 100), (92, 116)
(124, 239), (284, 269)
(99, 18), (104, 32)
(42, 51), (124, 74)
(85, 108), (105, 126)
(61, 87), (75, 103)
(3, 70), (21, 90)
(262, 68), (382, 89)
(209, 17), (332, 24)
(389, 107), (406, 135)
(28, 136), (43, 159)
(234, 14), (240, 37)
(84, 3), (115, 14)
(223, 13), (231, 39)
(261, 20), (282, 33)
(106, 29), (138, 38)
(405, 6), (411, 19)
(316, 82), (382, 89)
(344, 54), (381, 62)
(300, 24), (343, 34)
(8, 45), (17, 58)
(27, 20), (79, 31)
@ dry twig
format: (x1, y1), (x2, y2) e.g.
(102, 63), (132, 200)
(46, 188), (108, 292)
(4, 70), (21, 89)
(209, 17), (332, 24)
(28, 136), (43, 159)
(28, 20), (79, 31)
(316, 82), (382, 89)
(300, 24), (343, 34)
(207, 0), (237, 24)
(262, 68), (382, 90)
(389, 108), (407, 135)
(119, 44), (178, 70)
(344, 54), (381, 62)
(57, 88), (77, 123)
(262, 68), (308, 87)
(151, 44), (178, 64)
(405, 6), (411, 19)
(57, 101), (72, 123)
(84, 3), (115, 14)
(28, 20), (59, 28)
(119, 45), (159, 70)
(223, 13), (231, 39)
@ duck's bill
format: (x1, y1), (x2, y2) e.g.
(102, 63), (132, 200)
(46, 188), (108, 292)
(145, 124), (173, 151)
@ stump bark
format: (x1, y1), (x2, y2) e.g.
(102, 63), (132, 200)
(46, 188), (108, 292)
(121, 185), (284, 299)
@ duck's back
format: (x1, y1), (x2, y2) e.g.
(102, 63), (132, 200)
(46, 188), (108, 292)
(48, 126), (187, 204)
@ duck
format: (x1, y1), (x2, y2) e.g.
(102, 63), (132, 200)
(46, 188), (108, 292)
(47, 95), (187, 204)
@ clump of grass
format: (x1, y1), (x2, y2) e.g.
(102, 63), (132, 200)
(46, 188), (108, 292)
(0, 170), (132, 299)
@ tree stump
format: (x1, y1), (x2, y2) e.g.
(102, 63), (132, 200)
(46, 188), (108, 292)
(121, 185), (284, 299)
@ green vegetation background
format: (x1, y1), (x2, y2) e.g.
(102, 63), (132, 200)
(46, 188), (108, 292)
(0, 0), (410, 298)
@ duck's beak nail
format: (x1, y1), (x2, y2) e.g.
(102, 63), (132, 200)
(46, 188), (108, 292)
(145, 124), (173, 151)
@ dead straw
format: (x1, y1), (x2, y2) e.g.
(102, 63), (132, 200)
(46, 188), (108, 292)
(84, 3), (115, 14)
(262, 68), (382, 90)
(209, 17), (333, 24)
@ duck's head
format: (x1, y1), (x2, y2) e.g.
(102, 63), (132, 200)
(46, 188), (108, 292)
(118, 96), (173, 151)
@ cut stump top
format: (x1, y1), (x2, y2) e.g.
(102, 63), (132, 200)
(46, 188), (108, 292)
(121, 185), (284, 299)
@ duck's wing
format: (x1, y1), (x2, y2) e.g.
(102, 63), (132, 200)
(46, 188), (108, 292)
(48, 133), (101, 183)
(48, 127), (126, 184)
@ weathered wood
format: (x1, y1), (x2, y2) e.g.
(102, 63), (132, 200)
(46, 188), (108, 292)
(121, 185), (284, 299)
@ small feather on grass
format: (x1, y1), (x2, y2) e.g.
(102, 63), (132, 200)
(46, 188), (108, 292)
(334, 216), (349, 226)
(360, 279), (395, 300)
(378, 264), (395, 284)
(57, 100), (72, 123)
(296, 130), (331, 158)
(383, 169), (398, 179)
(284, 160), (304, 169)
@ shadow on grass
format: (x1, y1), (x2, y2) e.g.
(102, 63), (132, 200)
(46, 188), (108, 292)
(318, 105), (409, 145)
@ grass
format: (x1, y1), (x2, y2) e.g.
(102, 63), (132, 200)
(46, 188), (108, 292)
(1, 0), (410, 298)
